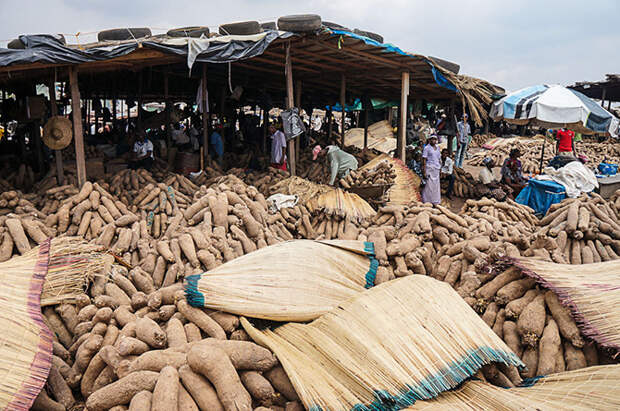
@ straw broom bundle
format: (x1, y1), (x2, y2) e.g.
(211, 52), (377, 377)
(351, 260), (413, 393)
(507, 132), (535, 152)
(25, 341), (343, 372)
(360, 154), (421, 204)
(43, 236), (107, 306)
(501, 257), (620, 354)
(411, 364), (620, 410)
(185, 240), (379, 321)
(242, 275), (523, 410)
(0, 238), (53, 410)
(268, 176), (332, 204)
(306, 188), (377, 221)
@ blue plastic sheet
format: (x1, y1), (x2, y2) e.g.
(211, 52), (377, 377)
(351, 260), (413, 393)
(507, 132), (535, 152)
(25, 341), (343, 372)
(327, 29), (457, 92)
(516, 179), (566, 216)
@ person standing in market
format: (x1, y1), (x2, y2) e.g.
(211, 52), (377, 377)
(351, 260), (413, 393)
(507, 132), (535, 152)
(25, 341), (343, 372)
(421, 135), (442, 205)
(555, 127), (577, 157)
(440, 149), (455, 199)
(210, 124), (225, 168)
(455, 113), (471, 168)
(269, 124), (287, 171)
(313, 143), (358, 186)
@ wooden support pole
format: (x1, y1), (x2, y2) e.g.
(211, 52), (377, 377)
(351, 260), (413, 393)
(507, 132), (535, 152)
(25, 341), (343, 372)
(328, 110), (333, 140)
(608, 100), (612, 110)
(448, 100), (456, 156)
(164, 72), (171, 150)
(137, 72), (143, 131)
(201, 63), (209, 168)
(340, 73), (346, 143)
(1, 90), (6, 133)
(364, 107), (369, 149)
(94, 98), (99, 135)
(69, 66), (86, 187)
(285, 41), (296, 176)
(262, 108), (269, 154)
(49, 77), (64, 185)
(601, 88), (607, 107)
(398, 71), (409, 162)
(295, 79), (302, 164)
(85, 98), (90, 135)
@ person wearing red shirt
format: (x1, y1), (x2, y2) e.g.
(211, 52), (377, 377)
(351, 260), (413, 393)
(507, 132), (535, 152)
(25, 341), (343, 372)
(556, 128), (576, 156)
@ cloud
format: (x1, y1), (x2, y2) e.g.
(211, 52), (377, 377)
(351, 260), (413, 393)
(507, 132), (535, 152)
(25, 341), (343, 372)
(0, 0), (618, 91)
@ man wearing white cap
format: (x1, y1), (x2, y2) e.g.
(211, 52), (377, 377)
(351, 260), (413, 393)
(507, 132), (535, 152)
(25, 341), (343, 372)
(313, 144), (358, 186)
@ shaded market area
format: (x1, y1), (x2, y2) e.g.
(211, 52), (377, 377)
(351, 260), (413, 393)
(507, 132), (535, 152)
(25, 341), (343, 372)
(0, 13), (620, 411)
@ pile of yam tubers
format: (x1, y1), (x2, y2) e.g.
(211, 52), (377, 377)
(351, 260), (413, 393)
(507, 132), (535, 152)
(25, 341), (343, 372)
(37, 264), (303, 411)
(0, 155), (616, 408)
(536, 194), (620, 264)
(458, 265), (610, 387)
(451, 168), (479, 199)
(338, 160), (395, 189)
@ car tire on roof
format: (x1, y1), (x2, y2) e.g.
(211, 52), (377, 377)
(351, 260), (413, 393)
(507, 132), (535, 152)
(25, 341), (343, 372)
(322, 21), (350, 31)
(428, 56), (460, 74)
(260, 22), (277, 31)
(97, 28), (152, 42)
(7, 34), (66, 49)
(167, 26), (210, 38)
(219, 21), (261, 36)
(277, 14), (322, 32)
(7, 39), (25, 49)
(353, 29), (383, 43)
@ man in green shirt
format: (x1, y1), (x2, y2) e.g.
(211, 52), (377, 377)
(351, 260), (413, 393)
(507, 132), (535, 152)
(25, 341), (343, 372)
(313, 144), (359, 186)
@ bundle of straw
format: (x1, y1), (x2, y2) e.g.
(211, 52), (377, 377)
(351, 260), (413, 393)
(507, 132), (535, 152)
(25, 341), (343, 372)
(361, 154), (421, 204)
(498, 257), (620, 354)
(305, 188), (377, 222)
(242, 275), (523, 410)
(185, 240), (379, 321)
(269, 176), (332, 204)
(344, 120), (397, 153)
(411, 364), (620, 410)
(43, 236), (107, 306)
(0, 237), (106, 409)
(0, 239), (53, 410)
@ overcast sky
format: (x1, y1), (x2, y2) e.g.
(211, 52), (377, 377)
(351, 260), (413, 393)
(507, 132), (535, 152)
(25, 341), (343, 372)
(0, 0), (617, 92)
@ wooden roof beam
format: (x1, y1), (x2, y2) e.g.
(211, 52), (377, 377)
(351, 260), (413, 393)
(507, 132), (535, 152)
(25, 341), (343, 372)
(311, 39), (406, 69)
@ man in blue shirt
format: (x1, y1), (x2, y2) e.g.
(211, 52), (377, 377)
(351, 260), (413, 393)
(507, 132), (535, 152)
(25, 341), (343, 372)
(210, 125), (224, 168)
(455, 113), (471, 168)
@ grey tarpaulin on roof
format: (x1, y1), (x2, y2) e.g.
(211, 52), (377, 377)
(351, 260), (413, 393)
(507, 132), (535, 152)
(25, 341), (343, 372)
(0, 31), (293, 71)
(148, 31), (293, 70)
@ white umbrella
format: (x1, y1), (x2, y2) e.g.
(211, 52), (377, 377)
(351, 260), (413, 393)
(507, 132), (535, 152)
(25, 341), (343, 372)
(490, 84), (619, 137)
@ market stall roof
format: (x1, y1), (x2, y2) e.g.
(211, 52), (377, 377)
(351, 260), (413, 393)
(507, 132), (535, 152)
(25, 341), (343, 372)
(568, 74), (620, 103)
(0, 27), (500, 124)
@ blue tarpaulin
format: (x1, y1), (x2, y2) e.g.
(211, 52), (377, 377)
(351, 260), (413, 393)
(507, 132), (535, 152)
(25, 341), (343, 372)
(515, 179), (566, 216)
(327, 29), (458, 92)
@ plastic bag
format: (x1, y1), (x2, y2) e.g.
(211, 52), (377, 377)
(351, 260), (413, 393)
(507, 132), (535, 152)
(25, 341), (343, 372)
(280, 108), (306, 141)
